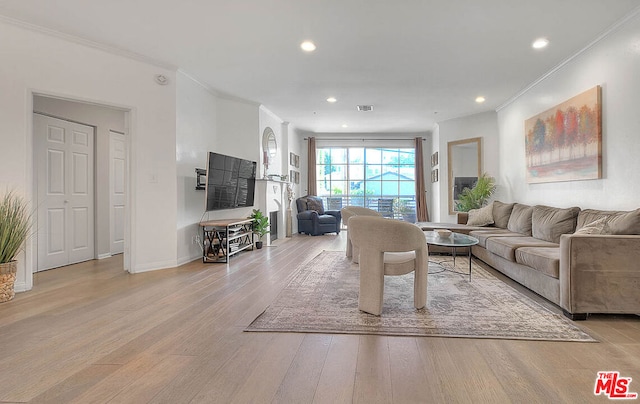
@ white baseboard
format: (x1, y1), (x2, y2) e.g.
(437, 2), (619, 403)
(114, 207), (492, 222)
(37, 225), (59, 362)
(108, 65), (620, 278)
(97, 253), (112, 260)
(14, 281), (30, 293)
(177, 254), (201, 267)
(132, 259), (179, 273)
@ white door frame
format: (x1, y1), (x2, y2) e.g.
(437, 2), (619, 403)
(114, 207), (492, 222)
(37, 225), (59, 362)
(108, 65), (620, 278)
(26, 91), (134, 289)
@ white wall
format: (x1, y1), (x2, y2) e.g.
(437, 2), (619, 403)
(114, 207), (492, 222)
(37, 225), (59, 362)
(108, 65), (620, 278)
(429, 124), (440, 221)
(0, 20), (177, 290)
(259, 106), (284, 178)
(175, 72), (218, 265)
(436, 111), (499, 221)
(33, 96), (126, 259)
(175, 72), (261, 264)
(497, 12), (640, 210)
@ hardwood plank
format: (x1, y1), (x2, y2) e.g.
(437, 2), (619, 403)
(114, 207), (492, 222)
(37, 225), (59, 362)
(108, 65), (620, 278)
(388, 336), (442, 403)
(107, 355), (195, 404)
(353, 335), (393, 404)
(229, 332), (306, 403)
(313, 335), (359, 404)
(271, 334), (332, 403)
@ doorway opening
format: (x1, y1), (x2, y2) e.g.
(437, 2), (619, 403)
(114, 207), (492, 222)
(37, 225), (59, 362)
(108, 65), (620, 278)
(32, 94), (130, 274)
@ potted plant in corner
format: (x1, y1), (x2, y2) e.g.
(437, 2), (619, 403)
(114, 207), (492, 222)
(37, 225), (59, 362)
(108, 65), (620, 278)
(249, 209), (269, 249)
(455, 172), (497, 212)
(0, 191), (31, 303)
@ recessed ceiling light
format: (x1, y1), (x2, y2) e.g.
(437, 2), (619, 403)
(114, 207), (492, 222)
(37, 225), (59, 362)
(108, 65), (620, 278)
(300, 41), (316, 52)
(326, 97), (337, 103)
(341, 124), (348, 128)
(532, 38), (549, 49)
(475, 96), (486, 103)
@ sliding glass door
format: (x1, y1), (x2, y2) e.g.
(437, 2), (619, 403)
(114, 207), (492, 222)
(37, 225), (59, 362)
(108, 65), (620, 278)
(316, 147), (416, 221)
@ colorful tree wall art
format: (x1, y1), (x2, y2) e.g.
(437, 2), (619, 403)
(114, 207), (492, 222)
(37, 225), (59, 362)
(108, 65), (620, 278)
(524, 86), (602, 184)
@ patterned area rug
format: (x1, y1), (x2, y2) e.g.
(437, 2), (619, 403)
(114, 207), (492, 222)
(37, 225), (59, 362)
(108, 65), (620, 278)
(246, 251), (596, 341)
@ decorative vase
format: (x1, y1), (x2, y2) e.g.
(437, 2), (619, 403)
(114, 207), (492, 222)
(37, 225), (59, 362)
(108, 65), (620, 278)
(0, 261), (17, 303)
(256, 241), (264, 249)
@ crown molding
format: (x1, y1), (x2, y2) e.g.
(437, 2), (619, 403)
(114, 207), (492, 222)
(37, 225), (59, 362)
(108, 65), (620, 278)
(497, 5), (640, 112)
(178, 70), (260, 107)
(0, 14), (177, 71)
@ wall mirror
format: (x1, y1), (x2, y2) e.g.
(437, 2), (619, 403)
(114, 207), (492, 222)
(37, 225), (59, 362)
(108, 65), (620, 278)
(262, 127), (277, 158)
(447, 137), (482, 214)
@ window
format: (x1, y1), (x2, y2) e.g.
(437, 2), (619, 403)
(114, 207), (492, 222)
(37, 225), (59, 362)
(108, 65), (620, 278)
(316, 147), (416, 220)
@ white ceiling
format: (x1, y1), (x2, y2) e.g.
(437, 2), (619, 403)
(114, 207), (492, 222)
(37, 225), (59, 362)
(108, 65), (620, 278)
(1, 1), (638, 133)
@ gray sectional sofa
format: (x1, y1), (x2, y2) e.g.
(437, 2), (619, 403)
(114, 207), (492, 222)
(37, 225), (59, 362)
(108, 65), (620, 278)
(419, 201), (640, 320)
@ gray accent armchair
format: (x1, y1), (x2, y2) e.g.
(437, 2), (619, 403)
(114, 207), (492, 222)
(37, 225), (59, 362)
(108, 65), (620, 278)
(296, 195), (341, 236)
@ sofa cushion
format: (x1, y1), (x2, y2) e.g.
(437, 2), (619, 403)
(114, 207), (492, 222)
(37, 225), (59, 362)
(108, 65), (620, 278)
(469, 229), (522, 248)
(467, 203), (494, 226)
(492, 201), (515, 229)
(577, 208), (640, 234)
(574, 217), (611, 235)
(507, 203), (533, 235)
(531, 205), (580, 243)
(515, 247), (560, 279)
(318, 214), (337, 224)
(485, 236), (558, 262)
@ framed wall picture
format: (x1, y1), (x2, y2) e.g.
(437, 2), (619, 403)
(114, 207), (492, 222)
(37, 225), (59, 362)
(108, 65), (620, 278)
(290, 152), (295, 166)
(431, 152), (439, 167)
(524, 85), (602, 184)
(294, 154), (300, 168)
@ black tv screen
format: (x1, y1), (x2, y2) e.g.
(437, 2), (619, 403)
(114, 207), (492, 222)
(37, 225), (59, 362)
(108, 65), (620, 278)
(205, 152), (256, 211)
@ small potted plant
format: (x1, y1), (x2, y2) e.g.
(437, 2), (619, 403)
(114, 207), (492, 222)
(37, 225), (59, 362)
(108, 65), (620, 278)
(0, 191), (31, 303)
(248, 209), (270, 249)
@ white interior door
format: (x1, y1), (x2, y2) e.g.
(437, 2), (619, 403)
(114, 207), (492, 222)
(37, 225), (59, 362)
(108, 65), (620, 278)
(109, 131), (126, 255)
(35, 113), (95, 272)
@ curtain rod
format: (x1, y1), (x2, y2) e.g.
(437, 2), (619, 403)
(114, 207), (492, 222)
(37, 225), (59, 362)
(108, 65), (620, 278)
(304, 137), (424, 141)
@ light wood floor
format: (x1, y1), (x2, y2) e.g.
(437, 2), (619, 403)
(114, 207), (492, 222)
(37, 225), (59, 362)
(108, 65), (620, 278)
(1, 232), (639, 404)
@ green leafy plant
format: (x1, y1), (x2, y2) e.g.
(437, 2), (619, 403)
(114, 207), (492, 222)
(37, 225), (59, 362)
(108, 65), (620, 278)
(0, 192), (31, 264)
(455, 173), (496, 212)
(248, 209), (270, 241)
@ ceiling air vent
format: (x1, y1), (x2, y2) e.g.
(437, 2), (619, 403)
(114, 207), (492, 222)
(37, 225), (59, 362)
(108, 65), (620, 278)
(356, 105), (374, 112)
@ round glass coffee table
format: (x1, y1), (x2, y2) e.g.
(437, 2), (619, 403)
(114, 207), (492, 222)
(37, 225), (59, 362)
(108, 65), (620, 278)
(424, 231), (479, 281)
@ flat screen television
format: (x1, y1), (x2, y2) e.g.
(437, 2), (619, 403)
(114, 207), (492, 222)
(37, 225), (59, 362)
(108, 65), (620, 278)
(205, 152), (256, 211)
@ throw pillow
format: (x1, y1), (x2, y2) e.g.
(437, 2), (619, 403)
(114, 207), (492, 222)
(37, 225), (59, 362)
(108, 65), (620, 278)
(507, 203), (534, 235)
(574, 217), (611, 235)
(532, 205), (580, 243)
(467, 203), (494, 226)
(306, 198), (325, 214)
(492, 201), (515, 229)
